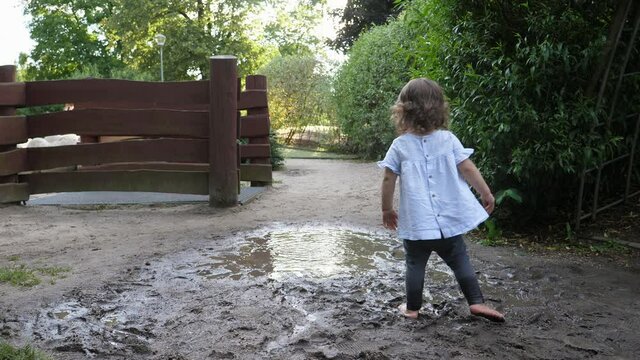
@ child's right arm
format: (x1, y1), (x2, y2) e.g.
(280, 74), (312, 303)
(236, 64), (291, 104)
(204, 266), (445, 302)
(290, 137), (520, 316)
(381, 168), (398, 230)
(457, 159), (495, 214)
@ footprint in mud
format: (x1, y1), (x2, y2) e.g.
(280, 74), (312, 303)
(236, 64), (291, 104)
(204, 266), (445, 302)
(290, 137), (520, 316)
(26, 299), (154, 357)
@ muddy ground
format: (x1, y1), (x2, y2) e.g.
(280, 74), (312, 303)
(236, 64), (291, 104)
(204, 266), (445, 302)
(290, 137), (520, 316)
(1, 159), (639, 360)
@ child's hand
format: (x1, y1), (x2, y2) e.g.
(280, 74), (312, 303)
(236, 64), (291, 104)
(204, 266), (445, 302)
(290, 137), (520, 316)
(482, 193), (495, 214)
(382, 210), (398, 230)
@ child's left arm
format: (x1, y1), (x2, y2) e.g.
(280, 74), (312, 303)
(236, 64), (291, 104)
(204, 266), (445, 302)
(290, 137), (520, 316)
(457, 159), (495, 214)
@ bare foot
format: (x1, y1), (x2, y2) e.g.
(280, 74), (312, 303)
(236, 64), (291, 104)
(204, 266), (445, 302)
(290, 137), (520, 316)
(398, 304), (419, 319)
(469, 304), (505, 322)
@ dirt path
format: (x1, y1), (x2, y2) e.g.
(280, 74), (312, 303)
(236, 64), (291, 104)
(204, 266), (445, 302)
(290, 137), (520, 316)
(1, 159), (639, 359)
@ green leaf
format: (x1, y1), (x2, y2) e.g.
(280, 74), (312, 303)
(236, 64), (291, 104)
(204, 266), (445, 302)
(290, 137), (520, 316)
(495, 188), (523, 205)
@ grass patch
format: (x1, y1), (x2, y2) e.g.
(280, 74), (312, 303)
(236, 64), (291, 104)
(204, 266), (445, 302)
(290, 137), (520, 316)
(566, 238), (630, 256)
(0, 265), (40, 287)
(0, 342), (52, 360)
(37, 266), (72, 279)
(0, 263), (71, 287)
(470, 227), (634, 260)
(282, 146), (359, 160)
(8, 255), (20, 262)
(478, 237), (509, 247)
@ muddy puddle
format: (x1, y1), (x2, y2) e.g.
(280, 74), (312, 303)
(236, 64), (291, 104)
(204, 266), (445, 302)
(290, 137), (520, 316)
(193, 227), (402, 280)
(14, 225), (640, 359)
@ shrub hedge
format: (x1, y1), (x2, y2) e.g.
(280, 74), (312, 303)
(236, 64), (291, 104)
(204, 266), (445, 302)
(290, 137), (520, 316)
(334, 0), (633, 221)
(333, 19), (414, 159)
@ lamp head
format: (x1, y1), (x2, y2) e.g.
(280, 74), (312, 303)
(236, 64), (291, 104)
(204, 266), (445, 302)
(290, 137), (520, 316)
(154, 33), (166, 46)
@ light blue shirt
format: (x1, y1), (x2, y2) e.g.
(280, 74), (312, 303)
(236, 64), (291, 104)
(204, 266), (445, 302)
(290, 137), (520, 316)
(377, 130), (488, 240)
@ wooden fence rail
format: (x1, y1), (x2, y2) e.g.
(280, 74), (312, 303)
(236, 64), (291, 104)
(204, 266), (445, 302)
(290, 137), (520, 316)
(0, 56), (271, 206)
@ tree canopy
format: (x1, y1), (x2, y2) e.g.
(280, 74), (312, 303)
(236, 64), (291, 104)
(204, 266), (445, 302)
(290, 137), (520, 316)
(19, 0), (327, 81)
(20, 0), (122, 80)
(330, 0), (400, 52)
(263, 0), (326, 56)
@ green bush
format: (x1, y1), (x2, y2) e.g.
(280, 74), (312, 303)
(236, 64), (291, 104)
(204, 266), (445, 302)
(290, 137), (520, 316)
(333, 19), (414, 159)
(405, 0), (623, 220)
(270, 130), (285, 170)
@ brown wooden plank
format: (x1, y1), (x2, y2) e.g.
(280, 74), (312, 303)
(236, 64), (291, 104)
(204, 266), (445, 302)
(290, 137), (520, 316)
(238, 90), (268, 110)
(21, 170), (209, 195)
(240, 164), (272, 182)
(0, 183), (29, 203)
(25, 79), (209, 109)
(74, 102), (208, 111)
(27, 109), (209, 138)
(0, 174), (18, 183)
(0, 149), (28, 176)
(83, 162), (274, 181)
(80, 162), (207, 172)
(245, 75), (271, 187)
(239, 114), (270, 138)
(27, 139), (208, 171)
(240, 144), (270, 159)
(0, 82), (26, 107)
(0, 116), (28, 145)
(236, 78), (242, 173)
(80, 163), (273, 183)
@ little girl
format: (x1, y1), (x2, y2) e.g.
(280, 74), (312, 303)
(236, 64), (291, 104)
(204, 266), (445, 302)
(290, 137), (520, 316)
(378, 78), (504, 322)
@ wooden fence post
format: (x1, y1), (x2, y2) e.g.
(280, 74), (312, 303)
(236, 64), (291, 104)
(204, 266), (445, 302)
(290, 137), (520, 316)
(209, 56), (238, 206)
(1, 66), (18, 180)
(245, 75), (271, 187)
(0, 65), (29, 204)
(0, 65), (17, 141)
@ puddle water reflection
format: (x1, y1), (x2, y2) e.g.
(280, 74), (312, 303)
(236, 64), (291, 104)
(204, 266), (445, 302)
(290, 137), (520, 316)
(200, 227), (404, 280)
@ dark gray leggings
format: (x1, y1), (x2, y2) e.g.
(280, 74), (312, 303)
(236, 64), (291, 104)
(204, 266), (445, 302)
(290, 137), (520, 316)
(403, 235), (484, 311)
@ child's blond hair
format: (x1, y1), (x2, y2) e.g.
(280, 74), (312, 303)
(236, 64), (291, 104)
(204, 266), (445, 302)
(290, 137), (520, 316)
(391, 78), (449, 134)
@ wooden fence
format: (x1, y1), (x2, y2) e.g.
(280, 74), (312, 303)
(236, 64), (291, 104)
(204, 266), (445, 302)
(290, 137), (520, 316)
(0, 56), (271, 206)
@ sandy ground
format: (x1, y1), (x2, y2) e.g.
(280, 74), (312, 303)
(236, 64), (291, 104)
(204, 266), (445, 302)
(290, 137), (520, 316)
(1, 159), (639, 359)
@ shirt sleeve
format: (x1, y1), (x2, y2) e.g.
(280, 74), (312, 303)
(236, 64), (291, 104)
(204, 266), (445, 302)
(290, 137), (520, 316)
(377, 142), (401, 175)
(451, 132), (474, 164)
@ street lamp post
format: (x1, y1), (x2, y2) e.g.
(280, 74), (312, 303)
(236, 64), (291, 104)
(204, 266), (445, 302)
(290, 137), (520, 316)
(154, 34), (166, 81)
